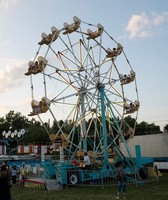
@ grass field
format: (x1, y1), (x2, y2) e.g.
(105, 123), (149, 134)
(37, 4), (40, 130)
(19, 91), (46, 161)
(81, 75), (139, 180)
(11, 174), (168, 200)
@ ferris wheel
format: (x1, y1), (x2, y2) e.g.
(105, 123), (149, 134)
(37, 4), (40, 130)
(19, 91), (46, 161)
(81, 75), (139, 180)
(25, 16), (139, 165)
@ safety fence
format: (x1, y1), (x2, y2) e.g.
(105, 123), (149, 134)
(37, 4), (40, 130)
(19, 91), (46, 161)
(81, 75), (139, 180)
(66, 169), (158, 188)
(13, 164), (159, 190)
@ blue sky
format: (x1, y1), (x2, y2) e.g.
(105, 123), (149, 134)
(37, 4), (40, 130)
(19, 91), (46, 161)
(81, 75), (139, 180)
(0, 0), (168, 130)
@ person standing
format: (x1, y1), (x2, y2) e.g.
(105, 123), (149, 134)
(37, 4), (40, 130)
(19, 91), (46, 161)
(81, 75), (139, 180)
(11, 166), (17, 185)
(154, 164), (159, 183)
(114, 161), (126, 199)
(0, 164), (12, 200)
(84, 152), (91, 170)
(20, 167), (25, 188)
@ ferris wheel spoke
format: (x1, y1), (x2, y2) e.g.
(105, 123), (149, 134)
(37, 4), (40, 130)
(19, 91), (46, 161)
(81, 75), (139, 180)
(58, 35), (81, 65)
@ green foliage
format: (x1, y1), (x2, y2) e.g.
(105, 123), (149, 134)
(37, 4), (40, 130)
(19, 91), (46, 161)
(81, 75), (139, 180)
(136, 121), (161, 135)
(0, 110), (164, 146)
(0, 111), (49, 144)
(163, 124), (168, 133)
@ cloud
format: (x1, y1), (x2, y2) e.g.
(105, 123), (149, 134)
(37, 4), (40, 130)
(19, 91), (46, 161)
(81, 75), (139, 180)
(0, 104), (11, 115)
(152, 12), (168, 26)
(126, 12), (149, 39)
(0, 61), (26, 93)
(0, 0), (18, 10)
(126, 11), (168, 39)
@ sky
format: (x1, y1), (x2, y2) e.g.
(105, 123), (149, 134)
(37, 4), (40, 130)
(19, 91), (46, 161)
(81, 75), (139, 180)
(0, 0), (168, 131)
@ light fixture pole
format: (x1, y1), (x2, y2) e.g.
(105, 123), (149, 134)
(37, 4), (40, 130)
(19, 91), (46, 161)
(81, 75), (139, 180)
(1, 129), (26, 156)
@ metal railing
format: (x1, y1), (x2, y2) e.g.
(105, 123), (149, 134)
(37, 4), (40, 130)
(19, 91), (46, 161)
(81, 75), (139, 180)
(12, 163), (159, 189)
(66, 169), (158, 188)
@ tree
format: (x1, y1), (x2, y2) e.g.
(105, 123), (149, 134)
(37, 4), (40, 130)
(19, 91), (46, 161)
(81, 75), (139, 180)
(0, 111), (50, 145)
(0, 110), (164, 146)
(136, 121), (161, 135)
(124, 116), (137, 129)
(0, 111), (29, 138)
(163, 124), (168, 133)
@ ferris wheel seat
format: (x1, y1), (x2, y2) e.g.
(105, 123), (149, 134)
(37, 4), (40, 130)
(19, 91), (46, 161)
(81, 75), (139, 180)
(31, 99), (39, 106)
(63, 20), (80, 35)
(28, 109), (48, 116)
(125, 110), (135, 114)
(28, 112), (34, 116)
(51, 26), (58, 33)
(130, 70), (136, 80)
(41, 32), (48, 39)
(97, 23), (104, 29)
(106, 47), (117, 57)
(87, 29), (93, 34)
(28, 112), (38, 116)
(106, 52), (117, 58)
(87, 24), (104, 40)
(73, 16), (81, 23)
(120, 77), (131, 85)
(41, 97), (51, 112)
(25, 57), (48, 75)
(38, 56), (48, 64)
(130, 70), (135, 75)
(119, 74), (124, 79)
(28, 61), (34, 66)
(117, 43), (123, 49)
(134, 101), (140, 110)
(41, 107), (49, 113)
(106, 44), (123, 58)
(86, 31), (98, 39)
(29, 97), (50, 116)
(32, 69), (43, 74)
(31, 70), (40, 75)
(120, 71), (135, 85)
(106, 48), (113, 53)
(38, 29), (59, 46)
(24, 71), (32, 76)
(124, 100), (140, 114)
(24, 61), (35, 76)
(63, 22), (70, 29)
(38, 38), (50, 45)
(28, 111), (46, 116)
(41, 97), (51, 104)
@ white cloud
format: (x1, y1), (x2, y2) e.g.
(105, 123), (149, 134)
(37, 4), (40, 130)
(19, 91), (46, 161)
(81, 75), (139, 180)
(126, 12), (149, 39)
(0, 61), (26, 93)
(151, 12), (168, 26)
(126, 11), (168, 39)
(0, 0), (18, 10)
(139, 31), (151, 38)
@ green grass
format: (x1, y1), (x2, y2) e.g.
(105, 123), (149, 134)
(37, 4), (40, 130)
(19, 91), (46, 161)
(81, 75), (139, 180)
(11, 175), (168, 200)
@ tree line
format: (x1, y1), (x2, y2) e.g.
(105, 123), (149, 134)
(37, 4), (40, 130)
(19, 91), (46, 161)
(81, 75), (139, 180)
(0, 110), (167, 146)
